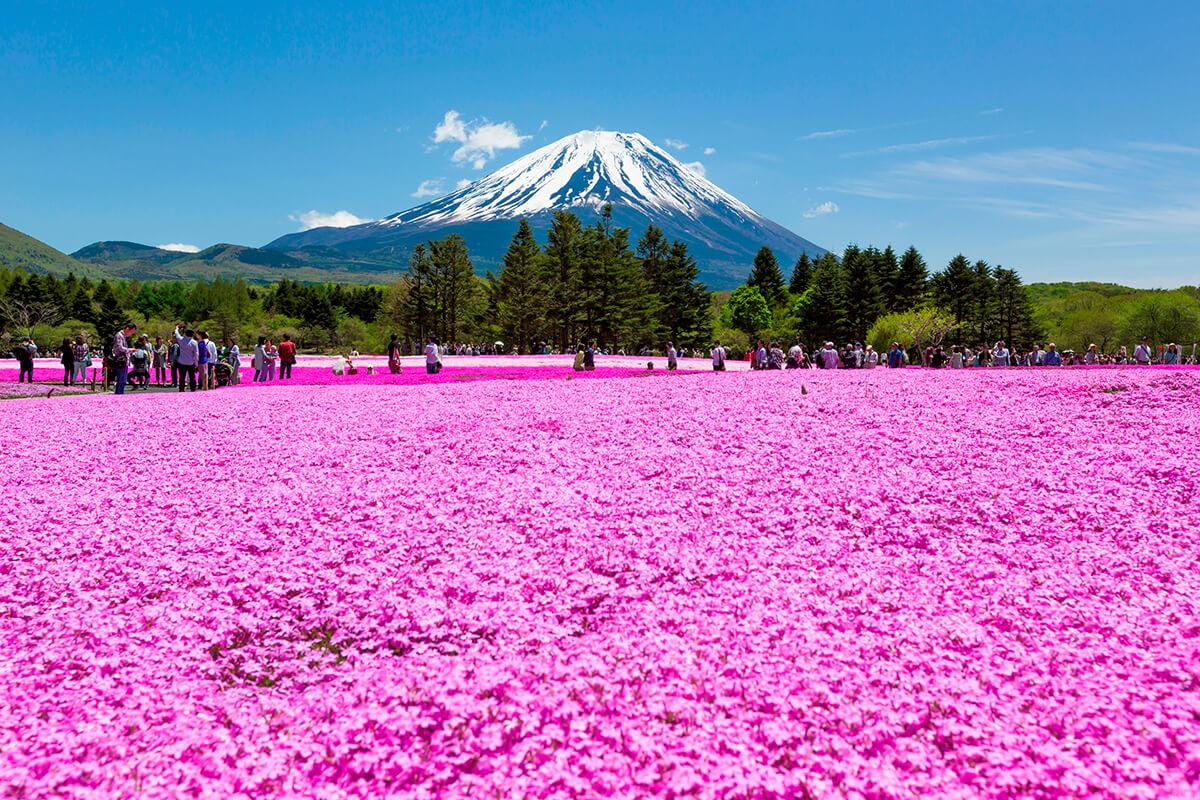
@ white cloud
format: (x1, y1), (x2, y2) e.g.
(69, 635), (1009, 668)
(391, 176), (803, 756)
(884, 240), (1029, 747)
(1128, 141), (1200, 156)
(158, 243), (200, 253)
(289, 210), (373, 230)
(979, 107), (1005, 115)
(849, 134), (1005, 157)
(432, 109), (530, 169)
(456, 179), (472, 190)
(894, 148), (1130, 191)
(664, 138), (689, 151)
(703, 146), (716, 155)
(803, 201), (839, 218)
(802, 128), (853, 140)
(412, 179), (446, 198)
(683, 161), (706, 178)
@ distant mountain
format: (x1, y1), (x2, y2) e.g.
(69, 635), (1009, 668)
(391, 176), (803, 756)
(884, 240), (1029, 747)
(70, 241), (403, 284)
(0, 223), (99, 278)
(268, 130), (824, 288)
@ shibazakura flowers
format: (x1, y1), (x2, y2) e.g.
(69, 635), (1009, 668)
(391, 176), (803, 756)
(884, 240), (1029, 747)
(1, 368), (1198, 798)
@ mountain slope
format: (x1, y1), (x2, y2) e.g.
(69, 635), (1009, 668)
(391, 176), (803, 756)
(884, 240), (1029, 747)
(0, 223), (99, 277)
(268, 131), (824, 288)
(69, 241), (402, 283)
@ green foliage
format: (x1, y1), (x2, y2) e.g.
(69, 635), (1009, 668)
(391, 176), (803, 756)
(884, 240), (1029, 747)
(747, 246), (786, 306)
(726, 285), (772, 335)
(1116, 291), (1200, 347)
(788, 253), (813, 295)
(867, 307), (960, 356)
(495, 219), (545, 353)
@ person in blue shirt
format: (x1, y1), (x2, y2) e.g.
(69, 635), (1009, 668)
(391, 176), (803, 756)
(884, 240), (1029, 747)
(887, 342), (906, 369)
(1043, 343), (1063, 366)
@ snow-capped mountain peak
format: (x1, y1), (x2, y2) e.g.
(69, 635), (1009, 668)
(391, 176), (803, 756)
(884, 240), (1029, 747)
(381, 130), (760, 227)
(265, 129), (823, 289)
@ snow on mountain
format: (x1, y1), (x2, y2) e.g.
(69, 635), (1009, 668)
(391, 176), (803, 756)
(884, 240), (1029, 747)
(381, 130), (760, 227)
(267, 130), (823, 288)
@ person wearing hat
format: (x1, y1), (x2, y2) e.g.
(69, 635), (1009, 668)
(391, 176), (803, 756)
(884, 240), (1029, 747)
(818, 342), (841, 369)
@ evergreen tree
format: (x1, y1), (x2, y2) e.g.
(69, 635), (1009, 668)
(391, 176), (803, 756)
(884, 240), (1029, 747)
(789, 253), (813, 295)
(930, 254), (975, 326)
(543, 210), (583, 349)
(660, 240), (712, 349)
(802, 252), (845, 343)
(840, 245), (885, 342)
(894, 246), (929, 311)
(68, 283), (96, 322)
(91, 280), (125, 339)
(747, 246), (786, 306)
(400, 244), (434, 343)
(968, 259), (995, 345)
(427, 234), (475, 343)
(495, 218), (545, 353)
(993, 267), (1039, 348)
(874, 246), (901, 311)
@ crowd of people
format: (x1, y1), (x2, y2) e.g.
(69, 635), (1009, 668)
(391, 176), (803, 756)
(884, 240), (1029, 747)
(8, 324), (301, 394)
(735, 337), (1199, 370)
(8, 327), (1199, 394)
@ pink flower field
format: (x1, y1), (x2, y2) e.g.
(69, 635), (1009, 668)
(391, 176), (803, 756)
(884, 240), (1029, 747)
(1, 367), (1198, 798)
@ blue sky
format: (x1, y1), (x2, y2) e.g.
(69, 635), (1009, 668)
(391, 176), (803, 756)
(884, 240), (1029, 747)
(2, 0), (1198, 286)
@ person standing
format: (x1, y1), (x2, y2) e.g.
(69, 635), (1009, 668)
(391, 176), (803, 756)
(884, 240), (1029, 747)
(278, 334), (297, 379)
(387, 334), (402, 374)
(864, 345), (879, 369)
(710, 340), (727, 372)
(59, 336), (75, 385)
(1084, 343), (1099, 364)
(1133, 337), (1153, 365)
(195, 331), (210, 390)
(992, 340), (1010, 367)
(263, 339), (278, 381)
(72, 335), (91, 385)
(172, 326), (199, 392)
(153, 337), (168, 385)
(252, 337), (266, 381)
(583, 341), (596, 371)
(111, 322), (137, 395)
(424, 337), (440, 374)
(14, 338), (35, 383)
(168, 335), (180, 388)
(1043, 343), (1063, 366)
(887, 342), (905, 369)
(666, 341), (678, 371)
(227, 339), (241, 384)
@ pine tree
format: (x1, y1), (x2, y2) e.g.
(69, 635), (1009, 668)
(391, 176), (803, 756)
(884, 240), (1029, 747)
(68, 283), (96, 322)
(993, 267), (1040, 349)
(543, 210), (583, 349)
(789, 253), (814, 295)
(400, 244), (434, 343)
(802, 252), (845, 344)
(660, 240), (712, 349)
(427, 234), (475, 344)
(874, 246), (901, 311)
(930, 254), (975, 325)
(840, 245), (885, 342)
(968, 259), (995, 345)
(495, 219), (544, 353)
(747, 246), (786, 306)
(895, 246), (929, 311)
(91, 280), (125, 339)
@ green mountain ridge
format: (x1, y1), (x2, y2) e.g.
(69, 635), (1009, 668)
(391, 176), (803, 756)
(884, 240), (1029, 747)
(0, 222), (101, 278)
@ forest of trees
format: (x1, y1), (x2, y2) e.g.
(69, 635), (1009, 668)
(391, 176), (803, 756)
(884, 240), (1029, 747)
(3, 206), (1199, 358)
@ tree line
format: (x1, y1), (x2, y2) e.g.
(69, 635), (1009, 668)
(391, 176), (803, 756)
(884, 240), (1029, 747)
(5, 209), (1199, 358)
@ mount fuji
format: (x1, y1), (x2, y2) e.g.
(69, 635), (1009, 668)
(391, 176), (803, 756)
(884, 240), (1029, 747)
(267, 131), (824, 288)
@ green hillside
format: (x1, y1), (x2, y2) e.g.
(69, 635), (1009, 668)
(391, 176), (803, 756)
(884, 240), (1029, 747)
(0, 223), (99, 278)
(72, 240), (405, 284)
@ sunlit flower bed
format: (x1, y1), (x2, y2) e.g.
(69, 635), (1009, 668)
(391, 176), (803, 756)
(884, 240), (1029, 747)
(1, 369), (1198, 798)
